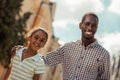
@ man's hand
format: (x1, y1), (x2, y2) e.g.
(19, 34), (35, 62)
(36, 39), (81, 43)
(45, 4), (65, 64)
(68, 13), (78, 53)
(11, 45), (24, 52)
(11, 45), (24, 57)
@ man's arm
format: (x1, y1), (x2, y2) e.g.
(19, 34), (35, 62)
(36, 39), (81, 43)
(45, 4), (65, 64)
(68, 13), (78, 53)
(11, 45), (24, 56)
(43, 46), (65, 66)
(100, 53), (110, 80)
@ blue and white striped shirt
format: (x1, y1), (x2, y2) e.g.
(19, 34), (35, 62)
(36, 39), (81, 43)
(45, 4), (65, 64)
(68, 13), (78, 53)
(9, 47), (45, 80)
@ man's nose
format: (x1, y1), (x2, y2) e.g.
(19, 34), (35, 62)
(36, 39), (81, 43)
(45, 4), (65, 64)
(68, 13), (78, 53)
(88, 24), (92, 30)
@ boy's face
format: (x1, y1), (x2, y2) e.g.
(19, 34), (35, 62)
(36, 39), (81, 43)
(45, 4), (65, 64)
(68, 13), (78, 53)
(80, 15), (98, 40)
(29, 30), (47, 51)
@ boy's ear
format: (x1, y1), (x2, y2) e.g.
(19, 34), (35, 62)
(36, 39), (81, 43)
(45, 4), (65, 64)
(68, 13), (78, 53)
(41, 41), (47, 48)
(27, 36), (31, 41)
(41, 45), (45, 48)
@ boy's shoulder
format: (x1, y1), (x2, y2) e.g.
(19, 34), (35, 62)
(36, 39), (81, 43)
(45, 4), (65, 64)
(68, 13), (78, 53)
(11, 45), (25, 57)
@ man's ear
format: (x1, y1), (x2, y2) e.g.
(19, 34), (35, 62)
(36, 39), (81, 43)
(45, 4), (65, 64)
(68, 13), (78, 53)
(79, 22), (82, 29)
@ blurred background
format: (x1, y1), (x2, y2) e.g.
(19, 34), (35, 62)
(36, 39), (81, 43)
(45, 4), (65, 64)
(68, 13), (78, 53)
(0, 0), (120, 80)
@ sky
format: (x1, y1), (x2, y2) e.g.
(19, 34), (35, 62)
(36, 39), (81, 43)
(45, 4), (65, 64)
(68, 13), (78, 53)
(50, 0), (120, 56)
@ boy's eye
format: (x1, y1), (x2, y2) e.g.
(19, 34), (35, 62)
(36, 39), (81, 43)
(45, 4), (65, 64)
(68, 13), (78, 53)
(33, 35), (46, 43)
(34, 36), (38, 39)
(40, 39), (46, 43)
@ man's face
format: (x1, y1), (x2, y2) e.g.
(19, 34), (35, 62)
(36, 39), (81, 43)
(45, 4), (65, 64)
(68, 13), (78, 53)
(80, 15), (98, 40)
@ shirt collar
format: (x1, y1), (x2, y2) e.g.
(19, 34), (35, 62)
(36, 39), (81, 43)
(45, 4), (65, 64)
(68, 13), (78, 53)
(16, 47), (41, 62)
(31, 53), (41, 62)
(77, 39), (99, 47)
(89, 40), (98, 47)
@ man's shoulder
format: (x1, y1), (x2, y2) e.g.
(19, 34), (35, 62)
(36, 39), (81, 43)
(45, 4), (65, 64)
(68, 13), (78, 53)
(97, 43), (110, 55)
(67, 40), (80, 44)
(65, 40), (80, 46)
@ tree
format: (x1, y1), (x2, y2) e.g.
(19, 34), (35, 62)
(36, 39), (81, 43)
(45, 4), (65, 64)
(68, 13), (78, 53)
(0, 0), (31, 67)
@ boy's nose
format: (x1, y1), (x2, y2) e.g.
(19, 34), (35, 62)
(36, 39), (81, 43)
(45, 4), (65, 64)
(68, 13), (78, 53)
(36, 39), (40, 44)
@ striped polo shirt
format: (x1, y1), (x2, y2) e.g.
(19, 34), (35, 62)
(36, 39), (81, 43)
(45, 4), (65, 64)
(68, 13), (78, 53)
(44, 40), (110, 80)
(9, 47), (45, 80)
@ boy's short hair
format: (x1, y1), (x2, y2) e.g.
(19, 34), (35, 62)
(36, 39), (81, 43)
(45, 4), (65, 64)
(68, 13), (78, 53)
(26, 27), (48, 40)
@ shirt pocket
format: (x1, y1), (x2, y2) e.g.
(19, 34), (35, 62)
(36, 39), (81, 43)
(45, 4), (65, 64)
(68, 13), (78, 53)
(85, 58), (99, 72)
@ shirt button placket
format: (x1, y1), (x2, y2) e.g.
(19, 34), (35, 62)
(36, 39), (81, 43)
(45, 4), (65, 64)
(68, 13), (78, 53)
(80, 56), (83, 59)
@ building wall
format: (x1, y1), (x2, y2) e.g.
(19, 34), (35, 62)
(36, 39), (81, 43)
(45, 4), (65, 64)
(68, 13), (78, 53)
(0, 0), (120, 80)
(20, 0), (56, 54)
(20, 0), (62, 80)
(0, 0), (62, 80)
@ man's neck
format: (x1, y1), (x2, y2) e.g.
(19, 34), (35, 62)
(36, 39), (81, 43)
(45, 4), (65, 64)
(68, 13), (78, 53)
(82, 37), (96, 47)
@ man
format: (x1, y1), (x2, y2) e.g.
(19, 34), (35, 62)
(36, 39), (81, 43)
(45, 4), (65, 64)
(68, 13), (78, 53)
(43, 12), (110, 80)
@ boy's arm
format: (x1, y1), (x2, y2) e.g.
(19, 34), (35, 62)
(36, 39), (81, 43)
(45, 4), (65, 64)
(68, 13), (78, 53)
(34, 59), (45, 80)
(33, 74), (41, 80)
(4, 65), (12, 80)
(4, 46), (17, 80)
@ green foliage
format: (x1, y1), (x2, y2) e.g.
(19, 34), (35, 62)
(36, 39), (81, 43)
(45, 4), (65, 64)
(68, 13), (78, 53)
(0, 0), (32, 67)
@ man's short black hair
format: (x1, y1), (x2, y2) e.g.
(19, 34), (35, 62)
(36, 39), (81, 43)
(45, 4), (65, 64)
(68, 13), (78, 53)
(81, 12), (99, 23)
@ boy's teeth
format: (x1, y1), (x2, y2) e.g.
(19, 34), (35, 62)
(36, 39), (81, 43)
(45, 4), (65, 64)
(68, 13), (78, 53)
(35, 43), (39, 46)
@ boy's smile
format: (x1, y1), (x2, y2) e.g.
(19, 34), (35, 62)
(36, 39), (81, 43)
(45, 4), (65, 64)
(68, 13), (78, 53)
(29, 30), (47, 51)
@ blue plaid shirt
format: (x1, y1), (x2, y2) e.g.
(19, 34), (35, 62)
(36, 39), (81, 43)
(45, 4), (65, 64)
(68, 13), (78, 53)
(43, 40), (110, 80)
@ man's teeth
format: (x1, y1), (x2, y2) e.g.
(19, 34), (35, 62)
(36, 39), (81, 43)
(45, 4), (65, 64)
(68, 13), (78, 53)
(86, 32), (92, 35)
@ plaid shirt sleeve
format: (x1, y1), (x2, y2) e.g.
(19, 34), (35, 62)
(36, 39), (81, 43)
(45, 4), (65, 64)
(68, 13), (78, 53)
(43, 45), (65, 66)
(99, 52), (110, 80)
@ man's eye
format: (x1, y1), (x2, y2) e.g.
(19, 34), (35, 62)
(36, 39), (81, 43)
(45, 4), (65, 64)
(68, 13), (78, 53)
(92, 24), (97, 28)
(84, 22), (90, 26)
